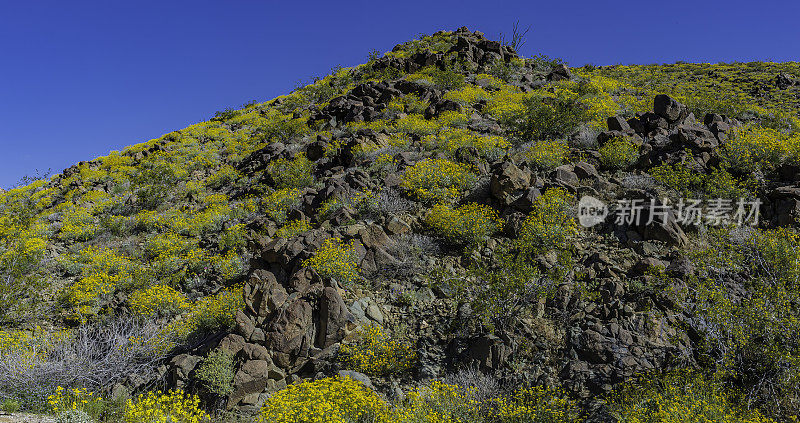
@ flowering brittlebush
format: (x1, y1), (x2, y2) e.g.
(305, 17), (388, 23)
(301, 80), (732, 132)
(302, 237), (360, 284)
(426, 202), (502, 246)
(599, 136), (639, 170)
(609, 370), (775, 423)
(48, 386), (103, 415)
(493, 385), (581, 422)
(124, 389), (209, 423)
(258, 376), (389, 423)
(275, 219), (312, 238)
(128, 285), (191, 317)
(394, 114), (440, 136)
(518, 188), (578, 256)
(401, 158), (476, 204)
(338, 323), (416, 376)
(524, 139), (569, 170)
(425, 128), (509, 160)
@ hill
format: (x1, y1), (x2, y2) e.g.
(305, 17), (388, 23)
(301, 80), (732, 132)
(1, 26), (800, 422)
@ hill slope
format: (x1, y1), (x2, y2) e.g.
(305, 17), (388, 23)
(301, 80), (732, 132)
(2, 26), (800, 422)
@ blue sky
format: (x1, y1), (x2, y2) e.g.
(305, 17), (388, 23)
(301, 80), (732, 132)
(1, 0), (799, 188)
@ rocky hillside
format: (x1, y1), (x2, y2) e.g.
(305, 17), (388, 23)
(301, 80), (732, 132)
(1, 26), (800, 422)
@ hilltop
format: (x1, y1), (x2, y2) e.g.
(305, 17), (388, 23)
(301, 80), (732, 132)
(1, 26), (800, 422)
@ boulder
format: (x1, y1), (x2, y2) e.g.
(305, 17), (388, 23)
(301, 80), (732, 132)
(653, 94), (687, 123)
(547, 64), (572, 82)
(490, 161), (531, 204)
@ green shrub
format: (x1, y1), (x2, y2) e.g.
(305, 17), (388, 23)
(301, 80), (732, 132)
(426, 128), (509, 160)
(450, 253), (546, 332)
(723, 125), (800, 171)
(394, 114), (439, 136)
(425, 203), (502, 246)
(194, 349), (235, 397)
(204, 164), (240, 189)
(685, 227), (800, 419)
(1, 398), (20, 413)
(262, 188), (301, 225)
(257, 376), (389, 423)
(650, 161), (748, 200)
(406, 66), (465, 90)
(338, 324), (416, 376)
(218, 223), (247, 252)
(494, 385), (582, 423)
(608, 370), (775, 423)
(599, 137), (639, 170)
(303, 238), (360, 284)
(400, 158), (476, 204)
(523, 139), (569, 170)
(268, 153), (315, 189)
(517, 188), (577, 257)
(275, 219), (311, 238)
(509, 94), (587, 141)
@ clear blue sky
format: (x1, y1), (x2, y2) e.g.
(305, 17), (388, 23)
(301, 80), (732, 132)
(1, 0), (799, 188)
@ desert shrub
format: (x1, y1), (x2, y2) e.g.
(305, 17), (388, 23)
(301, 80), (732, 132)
(149, 286), (244, 355)
(1, 398), (20, 412)
(395, 381), (479, 422)
(65, 272), (121, 318)
(366, 152), (398, 177)
(218, 223), (247, 252)
(0, 320), (165, 411)
(486, 86), (527, 123)
(425, 203), (502, 246)
(401, 158), (476, 203)
(450, 253), (546, 332)
(194, 349), (235, 397)
(436, 110), (470, 128)
(723, 125), (799, 171)
(128, 285), (190, 318)
(275, 219), (311, 238)
(302, 238), (360, 284)
(254, 109), (310, 142)
(494, 386), (582, 423)
(268, 153), (315, 189)
(608, 370), (774, 423)
(443, 366), (503, 405)
(209, 251), (246, 280)
(599, 137), (639, 170)
(338, 323), (416, 376)
(315, 197), (345, 222)
(394, 114), (439, 136)
(54, 409), (94, 423)
(443, 85), (491, 106)
(489, 58), (526, 82)
(132, 158), (180, 210)
(258, 376), (389, 423)
(386, 94), (429, 115)
(507, 93), (587, 141)
(262, 188), (301, 225)
(523, 139), (569, 170)
(381, 233), (439, 278)
(48, 386), (103, 417)
(0, 219), (48, 323)
(517, 188), (577, 257)
(204, 164), (240, 189)
(426, 128), (510, 160)
(405, 66), (465, 90)
(124, 389), (208, 423)
(650, 162), (748, 200)
(685, 227), (800, 419)
(59, 208), (98, 242)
